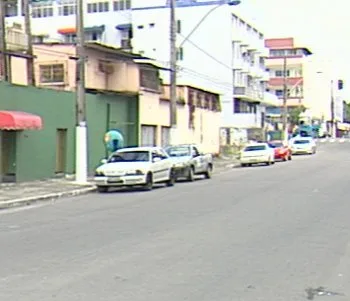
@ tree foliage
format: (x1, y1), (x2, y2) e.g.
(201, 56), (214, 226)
(288, 105), (306, 126)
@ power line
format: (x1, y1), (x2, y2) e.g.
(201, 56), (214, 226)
(178, 33), (233, 71)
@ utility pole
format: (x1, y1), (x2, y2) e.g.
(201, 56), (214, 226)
(330, 79), (335, 138)
(282, 56), (288, 141)
(0, 0), (9, 81)
(23, 0), (35, 85)
(169, 0), (177, 144)
(75, 0), (88, 184)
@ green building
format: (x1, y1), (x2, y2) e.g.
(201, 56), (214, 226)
(0, 82), (139, 182)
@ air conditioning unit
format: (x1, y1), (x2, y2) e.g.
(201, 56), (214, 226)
(98, 61), (114, 74)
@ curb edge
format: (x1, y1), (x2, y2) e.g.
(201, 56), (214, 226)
(0, 186), (97, 210)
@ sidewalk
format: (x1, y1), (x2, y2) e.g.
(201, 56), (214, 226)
(213, 156), (239, 170)
(0, 179), (96, 210)
(0, 160), (236, 210)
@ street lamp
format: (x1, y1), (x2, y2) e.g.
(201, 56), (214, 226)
(169, 0), (241, 144)
(178, 0), (241, 48)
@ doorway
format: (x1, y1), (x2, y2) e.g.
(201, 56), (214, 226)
(55, 129), (67, 174)
(0, 131), (17, 182)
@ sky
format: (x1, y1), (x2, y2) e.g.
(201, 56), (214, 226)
(236, 0), (350, 96)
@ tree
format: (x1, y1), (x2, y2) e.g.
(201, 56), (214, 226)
(288, 105), (306, 126)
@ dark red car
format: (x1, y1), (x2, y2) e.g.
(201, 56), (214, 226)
(268, 140), (292, 161)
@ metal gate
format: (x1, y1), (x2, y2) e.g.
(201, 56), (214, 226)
(141, 125), (156, 146)
(161, 126), (170, 147)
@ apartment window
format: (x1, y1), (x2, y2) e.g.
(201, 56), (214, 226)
(176, 20), (181, 34)
(140, 68), (159, 91)
(275, 90), (284, 97)
(32, 5), (54, 18)
(275, 70), (290, 77)
(39, 64), (65, 84)
(5, 0), (18, 17)
(176, 47), (184, 61)
(113, 0), (131, 11)
(87, 2), (109, 13)
(270, 49), (285, 57)
(58, 1), (76, 16)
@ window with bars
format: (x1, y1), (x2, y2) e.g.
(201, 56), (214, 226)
(87, 2), (109, 13)
(39, 64), (65, 84)
(5, 0), (18, 17)
(32, 6), (54, 18)
(113, 0), (131, 11)
(139, 68), (159, 91)
(58, 3), (76, 16)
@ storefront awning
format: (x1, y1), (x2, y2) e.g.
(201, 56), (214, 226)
(58, 25), (106, 35)
(0, 111), (43, 130)
(115, 23), (132, 30)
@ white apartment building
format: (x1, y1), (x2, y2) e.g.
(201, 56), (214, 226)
(4, 0), (278, 131)
(131, 0), (277, 130)
(4, 0), (133, 49)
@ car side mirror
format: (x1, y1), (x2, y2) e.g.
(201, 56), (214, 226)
(152, 157), (161, 163)
(101, 159), (107, 164)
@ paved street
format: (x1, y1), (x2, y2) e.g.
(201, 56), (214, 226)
(0, 143), (349, 300)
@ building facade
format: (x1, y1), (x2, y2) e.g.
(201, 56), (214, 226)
(4, 0), (133, 50)
(264, 37), (312, 118)
(0, 81), (139, 183)
(4, 0), (277, 132)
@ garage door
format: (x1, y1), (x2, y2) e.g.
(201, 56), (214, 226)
(141, 125), (156, 146)
(161, 126), (170, 147)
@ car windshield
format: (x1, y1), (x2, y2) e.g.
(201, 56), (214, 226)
(294, 140), (310, 145)
(107, 151), (150, 163)
(268, 142), (283, 148)
(166, 146), (191, 157)
(244, 145), (266, 151)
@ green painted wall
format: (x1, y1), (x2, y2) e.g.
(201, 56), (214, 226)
(0, 82), (139, 182)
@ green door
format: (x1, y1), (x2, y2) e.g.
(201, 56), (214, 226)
(0, 131), (17, 182)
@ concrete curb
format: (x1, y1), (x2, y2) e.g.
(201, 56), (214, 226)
(0, 186), (97, 210)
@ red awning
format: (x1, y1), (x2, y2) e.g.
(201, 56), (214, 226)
(57, 27), (76, 34)
(0, 111), (43, 130)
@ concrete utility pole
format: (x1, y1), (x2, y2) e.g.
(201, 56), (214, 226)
(169, 0), (177, 144)
(0, 0), (9, 81)
(75, 0), (88, 184)
(23, 0), (35, 85)
(282, 56), (288, 141)
(330, 79), (336, 138)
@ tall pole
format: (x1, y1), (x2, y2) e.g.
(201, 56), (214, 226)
(282, 56), (288, 141)
(0, 0), (9, 81)
(169, 0), (177, 144)
(75, 0), (88, 183)
(23, 0), (35, 85)
(330, 79), (335, 138)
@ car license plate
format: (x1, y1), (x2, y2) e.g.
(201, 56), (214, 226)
(107, 176), (121, 183)
(250, 159), (257, 162)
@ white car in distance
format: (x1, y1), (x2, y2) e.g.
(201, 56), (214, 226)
(290, 137), (316, 155)
(94, 147), (176, 192)
(240, 142), (275, 167)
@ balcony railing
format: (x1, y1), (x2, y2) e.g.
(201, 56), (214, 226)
(234, 86), (264, 102)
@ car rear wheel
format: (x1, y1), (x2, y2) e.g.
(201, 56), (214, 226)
(204, 164), (213, 179)
(187, 166), (195, 182)
(166, 169), (176, 187)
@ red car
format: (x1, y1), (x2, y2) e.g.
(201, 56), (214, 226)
(268, 140), (292, 161)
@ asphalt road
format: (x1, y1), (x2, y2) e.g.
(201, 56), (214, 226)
(1, 142), (350, 301)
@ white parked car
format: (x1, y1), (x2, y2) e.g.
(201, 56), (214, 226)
(240, 142), (275, 167)
(290, 137), (316, 155)
(94, 147), (176, 192)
